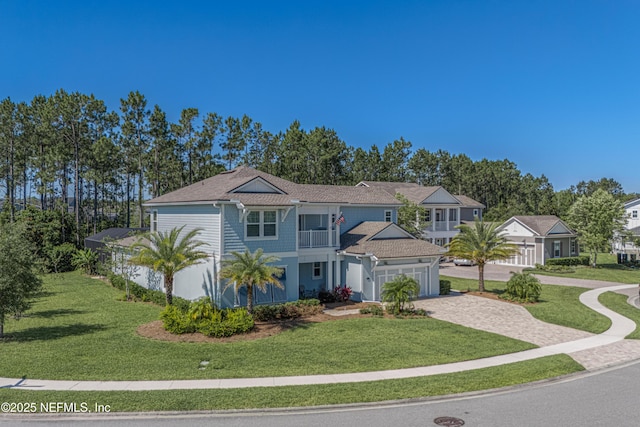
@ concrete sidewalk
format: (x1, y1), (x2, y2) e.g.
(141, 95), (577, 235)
(1, 284), (638, 391)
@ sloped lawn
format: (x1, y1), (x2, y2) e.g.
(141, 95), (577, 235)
(0, 272), (536, 381)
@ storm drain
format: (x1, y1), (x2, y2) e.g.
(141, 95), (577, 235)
(433, 416), (465, 426)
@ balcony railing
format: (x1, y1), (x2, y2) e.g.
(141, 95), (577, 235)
(299, 230), (330, 248)
(431, 221), (459, 232)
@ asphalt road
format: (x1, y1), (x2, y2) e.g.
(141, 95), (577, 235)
(4, 360), (640, 426)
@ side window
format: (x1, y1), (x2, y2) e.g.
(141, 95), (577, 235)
(633, 210), (638, 219)
(151, 210), (158, 232)
(312, 262), (322, 279)
(246, 211), (261, 237)
(473, 209), (479, 218)
(384, 210), (392, 222)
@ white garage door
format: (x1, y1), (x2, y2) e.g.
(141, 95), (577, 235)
(373, 267), (427, 301)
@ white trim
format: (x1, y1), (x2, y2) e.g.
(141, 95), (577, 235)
(151, 209), (158, 232)
(245, 210), (279, 240)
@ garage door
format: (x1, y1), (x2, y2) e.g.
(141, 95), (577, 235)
(373, 267), (427, 301)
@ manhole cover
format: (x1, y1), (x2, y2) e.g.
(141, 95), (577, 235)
(434, 416), (465, 426)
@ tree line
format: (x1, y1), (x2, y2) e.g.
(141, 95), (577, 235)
(1, 89), (637, 249)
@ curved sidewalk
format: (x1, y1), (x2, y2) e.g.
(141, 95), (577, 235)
(0, 284), (638, 391)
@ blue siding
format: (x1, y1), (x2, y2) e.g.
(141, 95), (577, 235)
(222, 256), (299, 307)
(157, 204), (220, 253)
(299, 262), (328, 294)
(339, 206), (398, 234)
(223, 205), (297, 254)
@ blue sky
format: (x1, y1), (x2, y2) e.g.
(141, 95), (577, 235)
(2, 1), (639, 191)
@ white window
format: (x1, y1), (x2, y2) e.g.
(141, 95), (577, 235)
(384, 210), (392, 222)
(554, 241), (561, 258)
(246, 210), (278, 239)
(151, 210), (158, 232)
(473, 209), (479, 218)
(312, 262), (322, 279)
(633, 210), (638, 219)
(570, 238), (576, 255)
(423, 210), (431, 222)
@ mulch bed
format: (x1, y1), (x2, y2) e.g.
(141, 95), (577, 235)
(137, 311), (364, 343)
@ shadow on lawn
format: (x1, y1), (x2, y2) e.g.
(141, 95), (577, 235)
(3, 323), (107, 342)
(27, 308), (86, 318)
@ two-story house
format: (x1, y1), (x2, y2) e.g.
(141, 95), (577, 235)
(355, 181), (484, 246)
(124, 166), (444, 307)
(612, 197), (640, 260)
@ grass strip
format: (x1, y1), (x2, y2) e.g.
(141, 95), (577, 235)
(598, 292), (640, 339)
(0, 355), (583, 412)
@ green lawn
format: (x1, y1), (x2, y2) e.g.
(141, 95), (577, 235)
(0, 272), (537, 381)
(0, 355), (583, 412)
(529, 253), (640, 284)
(599, 292), (640, 339)
(441, 276), (611, 333)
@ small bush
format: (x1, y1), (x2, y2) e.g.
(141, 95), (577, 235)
(533, 263), (575, 273)
(439, 280), (451, 295)
(196, 308), (255, 338)
(318, 290), (335, 303)
(502, 272), (542, 303)
(332, 286), (353, 302)
(107, 272), (189, 310)
(46, 243), (77, 273)
(359, 305), (384, 316)
(160, 305), (196, 334)
(252, 299), (323, 321)
(546, 256), (589, 266)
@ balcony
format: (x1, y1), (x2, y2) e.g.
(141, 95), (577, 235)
(299, 230), (331, 248)
(430, 221), (459, 232)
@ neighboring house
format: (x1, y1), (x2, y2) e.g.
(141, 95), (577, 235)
(454, 195), (485, 223)
(495, 215), (579, 267)
(121, 166), (444, 307)
(612, 198), (640, 258)
(355, 181), (484, 246)
(84, 227), (148, 262)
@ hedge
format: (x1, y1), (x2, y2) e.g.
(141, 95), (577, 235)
(545, 256), (589, 266)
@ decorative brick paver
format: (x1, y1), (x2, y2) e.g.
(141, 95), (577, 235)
(568, 340), (640, 370)
(413, 294), (594, 347)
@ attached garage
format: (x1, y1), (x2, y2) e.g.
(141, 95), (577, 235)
(339, 222), (444, 302)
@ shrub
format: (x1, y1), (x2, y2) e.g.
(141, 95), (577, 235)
(46, 243), (77, 273)
(439, 280), (451, 295)
(252, 299), (323, 321)
(318, 290), (335, 303)
(160, 305), (195, 334)
(72, 248), (99, 274)
(546, 256), (589, 266)
(107, 272), (190, 310)
(196, 308), (255, 338)
(187, 297), (218, 322)
(503, 272), (542, 303)
(359, 305), (384, 316)
(332, 285), (353, 302)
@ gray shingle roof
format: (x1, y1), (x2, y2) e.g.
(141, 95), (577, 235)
(146, 166), (401, 206)
(358, 181), (441, 204)
(511, 215), (574, 236)
(341, 222), (445, 259)
(454, 195), (485, 208)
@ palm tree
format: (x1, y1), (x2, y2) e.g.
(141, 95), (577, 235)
(220, 249), (284, 314)
(381, 274), (420, 314)
(446, 218), (518, 292)
(128, 226), (209, 305)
